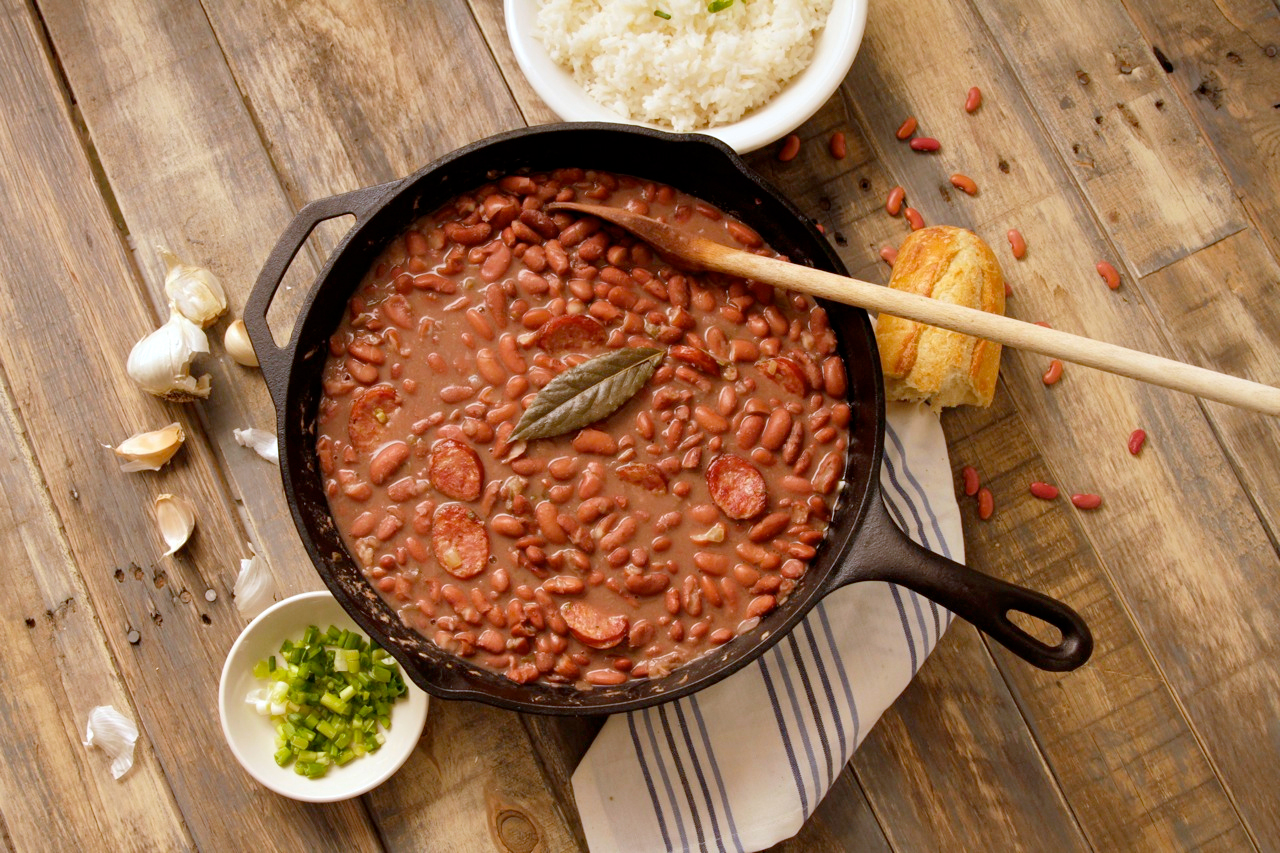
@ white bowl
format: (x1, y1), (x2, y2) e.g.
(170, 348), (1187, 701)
(218, 591), (429, 802)
(504, 0), (868, 154)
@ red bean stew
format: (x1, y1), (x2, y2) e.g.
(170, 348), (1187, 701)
(316, 170), (851, 689)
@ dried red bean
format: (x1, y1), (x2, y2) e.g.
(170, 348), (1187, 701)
(777, 134), (801, 162)
(880, 246), (898, 267)
(977, 487), (994, 520)
(1128, 429), (1147, 456)
(1007, 229), (1027, 260)
(1042, 359), (1064, 385)
(1029, 482), (1059, 500)
(964, 86), (982, 113)
(885, 186), (905, 216)
(961, 465), (979, 497)
(909, 137), (940, 152)
(895, 116), (918, 140)
(949, 173), (978, 195)
(1071, 493), (1103, 510)
(1097, 260), (1121, 290)
(904, 207), (925, 231)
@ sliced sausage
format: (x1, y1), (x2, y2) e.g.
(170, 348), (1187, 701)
(347, 384), (400, 452)
(561, 602), (628, 650)
(705, 454), (768, 520)
(756, 357), (808, 395)
(616, 463), (668, 492)
(669, 345), (720, 376)
(537, 315), (607, 352)
(431, 503), (490, 579)
(428, 438), (484, 501)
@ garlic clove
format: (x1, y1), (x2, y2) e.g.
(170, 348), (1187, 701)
(126, 310), (212, 402)
(223, 319), (259, 367)
(233, 427), (278, 464)
(160, 247), (227, 328)
(82, 705), (139, 780)
(234, 543), (277, 619)
(111, 422), (185, 472)
(154, 493), (196, 556)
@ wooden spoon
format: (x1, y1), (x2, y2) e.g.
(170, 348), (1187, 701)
(549, 201), (1280, 417)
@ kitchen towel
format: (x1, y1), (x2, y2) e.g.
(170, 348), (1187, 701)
(573, 401), (962, 852)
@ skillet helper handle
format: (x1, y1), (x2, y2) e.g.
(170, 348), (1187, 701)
(842, 496), (1093, 672)
(243, 181), (401, 406)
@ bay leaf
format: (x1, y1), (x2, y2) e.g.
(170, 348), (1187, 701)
(511, 347), (665, 441)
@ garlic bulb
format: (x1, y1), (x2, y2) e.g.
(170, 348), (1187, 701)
(233, 427), (279, 464)
(126, 310), (212, 401)
(223, 319), (259, 367)
(155, 493), (196, 556)
(82, 705), (139, 780)
(111, 422), (185, 472)
(234, 544), (277, 619)
(160, 247), (227, 328)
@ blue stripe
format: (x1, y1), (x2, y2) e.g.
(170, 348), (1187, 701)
(758, 655), (808, 816)
(890, 584), (919, 673)
(771, 645), (823, 814)
(885, 422), (952, 559)
(787, 631), (835, 789)
(641, 708), (690, 851)
(657, 705), (708, 851)
(880, 444), (931, 547)
(908, 590), (931, 650)
(627, 712), (673, 852)
(689, 694), (744, 853)
(801, 618), (847, 760)
(817, 603), (860, 749)
(929, 598), (942, 641)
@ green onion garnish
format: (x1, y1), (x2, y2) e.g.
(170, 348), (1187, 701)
(245, 623), (408, 778)
(707, 0), (733, 11)
(654, 9), (671, 18)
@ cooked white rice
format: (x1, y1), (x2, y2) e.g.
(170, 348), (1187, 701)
(536, 0), (834, 132)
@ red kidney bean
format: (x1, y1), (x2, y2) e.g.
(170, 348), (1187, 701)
(777, 134), (801, 162)
(761, 409), (792, 450)
(1042, 359), (1064, 385)
(950, 173), (978, 195)
(693, 406), (730, 434)
(350, 511), (376, 537)
(730, 339), (759, 362)
(1071, 493), (1103, 510)
(909, 137), (940, 152)
(746, 595), (776, 618)
(1128, 429), (1147, 455)
(1097, 260), (1121, 290)
(1030, 482), (1059, 500)
(964, 86), (983, 113)
(977, 487), (994, 520)
(1007, 229), (1027, 259)
(726, 221), (763, 249)
(710, 628), (734, 645)
(962, 466), (980, 496)
(749, 512), (790, 542)
(573, 429), (617, 455)
(829, 131), (847, 159)
(369, 441), (409, 485)
(895, 116), (917, 139)
(885, 186), (905, 216)
(904, 207), (925, 231)
(821, 357), (847, 397)
(880, 246), (898, 266)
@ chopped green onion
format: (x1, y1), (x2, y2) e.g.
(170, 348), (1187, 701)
(707, 0), (733, 10)
(653, 9), (671, 18)
(246, 623), (408, 778)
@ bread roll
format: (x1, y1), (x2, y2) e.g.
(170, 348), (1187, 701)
(876, 226), (1005, 407)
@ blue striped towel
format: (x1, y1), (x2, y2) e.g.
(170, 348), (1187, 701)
(573, 401), (961, 852)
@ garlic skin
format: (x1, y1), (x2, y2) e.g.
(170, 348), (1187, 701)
(223, 319), (259, 367)
(234, 544), (277, 619)
(155, 493), (196, 556)
(111, 422), (185, 472)
(233, 427), (279, 464)
(126, 311), (212, 401)
(82, 705), (139, 780)
(160, 247), (227, 328)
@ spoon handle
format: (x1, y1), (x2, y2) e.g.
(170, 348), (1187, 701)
(715, 248), (1280, 417)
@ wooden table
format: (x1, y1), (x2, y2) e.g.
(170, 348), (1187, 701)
(2, 0), (1277, 849)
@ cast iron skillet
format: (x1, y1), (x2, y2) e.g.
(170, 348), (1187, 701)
(244, 123), (1092, 715)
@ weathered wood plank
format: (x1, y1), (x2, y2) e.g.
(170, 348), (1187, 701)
(0, 376), (191, 850)
(465, 0), (561, 127)
(1118, 0), (1280, 265)
(0, 0), (381, 847)
(767, 771), (893, 853)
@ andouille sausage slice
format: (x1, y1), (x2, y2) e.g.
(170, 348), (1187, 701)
(561, 601), (628, 650)
(428, 438), (484, 501)
(537, 315), (606, 352)
(616, 462), (668, 492)
(431, 503), (489, 579)
(348, 384), (400, 452)
(706, 454), (768, 520)
(756, 357), (808, 395)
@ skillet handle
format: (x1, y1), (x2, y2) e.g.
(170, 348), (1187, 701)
(243, 180), (402, 409)
(836, 494), (1093, 672)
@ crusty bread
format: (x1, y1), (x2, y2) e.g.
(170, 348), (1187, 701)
(875, 226), (1005, 407)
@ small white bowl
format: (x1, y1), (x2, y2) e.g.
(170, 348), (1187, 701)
(504, 0), (868, 154)
(218, 591), (429, 802)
